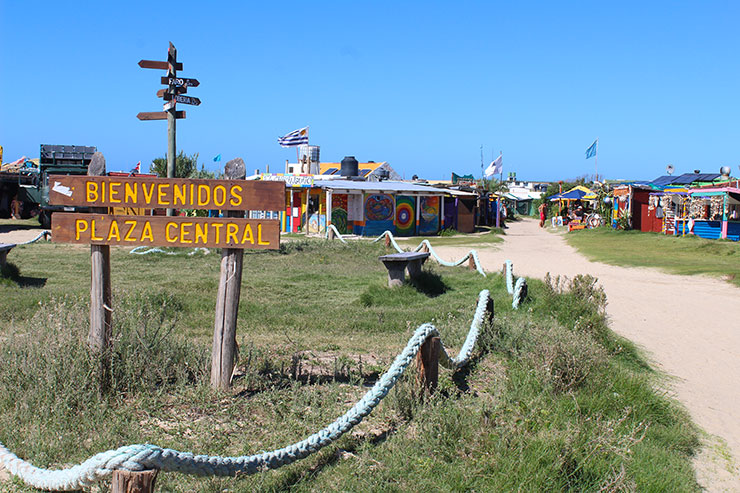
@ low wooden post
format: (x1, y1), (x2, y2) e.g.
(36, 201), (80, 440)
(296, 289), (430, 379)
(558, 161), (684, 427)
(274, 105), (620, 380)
(211, 158), (246, 390)
(416, 336), (440, 396)
(328, 226), (335, 240)
(468, 255), (475, 270)
(421, 242), (429, 253)
(111, 469), (158, 493)
(88, 152), (112, 392)
(384, 233), (391, 248)
(486, 295), (494, 326)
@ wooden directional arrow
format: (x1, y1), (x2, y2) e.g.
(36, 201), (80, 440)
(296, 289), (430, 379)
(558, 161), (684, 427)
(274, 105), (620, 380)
(172, 94), (201, 106)
(137, 111), (186, 121)
(139, 60), (183, 71)
(163, 100), (176, 111)
(161, 76), (200, 87)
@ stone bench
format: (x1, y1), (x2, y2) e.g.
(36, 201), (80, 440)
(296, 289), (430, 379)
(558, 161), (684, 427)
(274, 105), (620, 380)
(0, 243), (15, 268)
(378, 251), (430, 287)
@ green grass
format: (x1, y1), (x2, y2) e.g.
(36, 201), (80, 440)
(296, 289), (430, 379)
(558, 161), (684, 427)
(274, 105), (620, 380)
(0, 238), (700, 491)
(566, 227), (740, 288)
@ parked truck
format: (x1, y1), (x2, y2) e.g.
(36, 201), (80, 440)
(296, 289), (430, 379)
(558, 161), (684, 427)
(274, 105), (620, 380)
(0, 144), (96, 228)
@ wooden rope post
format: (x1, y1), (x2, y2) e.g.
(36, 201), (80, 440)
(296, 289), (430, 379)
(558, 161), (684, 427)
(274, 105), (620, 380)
(328, 226), (335, 240)
(486, 295), (494, 327)
(211, 158), (246, 389)
(88, 152), (112, 392)
(111, 469), (158, 493)
(421, 242), (429, 253)
(416, 336), (440, 396)
(468, 255), (475, 270)
(384, 233), (391, 248)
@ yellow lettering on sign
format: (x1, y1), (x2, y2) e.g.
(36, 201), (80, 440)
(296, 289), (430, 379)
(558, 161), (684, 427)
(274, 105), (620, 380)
(197, 185), (210, 206)
(142, 183), (155, 204)
(107, 220), (121, 241)
(109, 182), (122, 204)
(124, 220), (137, 241)
(229, 185), (243, 207)
(75, 219), (89, 240)
(141, 222), (154, 242)
(211, 223), (223, 243)
(86, 183), (99, 203)
(158, 184), (171, 205)
(226, 223), (239, 244)
(173, 184), (186, 206)
(165, 222), (178, 243)
(124, 182), (137, 204)
(180, 222), (193, 244)
(91, 220), (103, 241)
(213, 185), (227, 207)
(195, 223), (208, 244)
(258, 223), (270, 246)
(241, 224), (254, 244)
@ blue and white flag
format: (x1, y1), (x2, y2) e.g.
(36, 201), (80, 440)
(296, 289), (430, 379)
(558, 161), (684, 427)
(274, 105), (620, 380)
(585, 139), (598, 159)
(278, 126), (309, 147)
(213, 154), (221, 162)
(484, 155), (503, 178)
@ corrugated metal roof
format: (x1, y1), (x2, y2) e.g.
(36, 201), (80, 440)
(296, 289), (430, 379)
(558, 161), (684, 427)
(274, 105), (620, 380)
(314, 180), (449, 194)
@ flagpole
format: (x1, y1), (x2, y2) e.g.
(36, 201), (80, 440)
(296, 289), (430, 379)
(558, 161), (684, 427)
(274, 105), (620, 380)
(480, 145), (483, 179)
(595, 137), (599, 181)
(499, 151), (503, 185)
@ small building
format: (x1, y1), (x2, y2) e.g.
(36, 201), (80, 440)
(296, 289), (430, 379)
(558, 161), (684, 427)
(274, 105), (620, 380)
(687, 187), (740, 240)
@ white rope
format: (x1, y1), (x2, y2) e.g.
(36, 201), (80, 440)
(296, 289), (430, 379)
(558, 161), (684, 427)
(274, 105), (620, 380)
(0, 290), (493, 490)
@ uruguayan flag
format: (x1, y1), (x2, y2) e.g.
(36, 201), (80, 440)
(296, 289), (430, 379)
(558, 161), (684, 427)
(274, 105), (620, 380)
(278, 127), (309, 147)
(585, 139), (598, 159)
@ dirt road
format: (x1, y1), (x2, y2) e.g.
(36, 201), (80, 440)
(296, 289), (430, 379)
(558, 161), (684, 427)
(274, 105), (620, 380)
(435, 218), (740, 491)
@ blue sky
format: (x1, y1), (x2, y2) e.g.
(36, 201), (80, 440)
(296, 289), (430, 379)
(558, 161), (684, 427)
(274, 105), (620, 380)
(1, 1), (738, 181)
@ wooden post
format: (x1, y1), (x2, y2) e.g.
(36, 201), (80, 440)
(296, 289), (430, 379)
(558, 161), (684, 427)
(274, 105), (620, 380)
(111, 469), (158, 493)
(384, 233), (391, 248)
(166, 42), (177, 217)
(88, 152), (112, 392)
(468, 255), (475, 270)
(416, 336), (440, 396)
(486, 295), (494, 327)
(211, 158), (246, 389)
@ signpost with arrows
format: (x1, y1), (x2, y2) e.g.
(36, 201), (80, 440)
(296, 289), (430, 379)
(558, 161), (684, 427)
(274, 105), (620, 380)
(138, 42), (200, 215)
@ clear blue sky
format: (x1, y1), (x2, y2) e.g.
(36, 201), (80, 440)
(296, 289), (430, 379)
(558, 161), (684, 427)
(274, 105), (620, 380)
(1, 1), (738, 181)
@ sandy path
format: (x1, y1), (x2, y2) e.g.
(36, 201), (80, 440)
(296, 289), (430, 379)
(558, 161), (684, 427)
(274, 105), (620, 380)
(434, 218), (740, 491)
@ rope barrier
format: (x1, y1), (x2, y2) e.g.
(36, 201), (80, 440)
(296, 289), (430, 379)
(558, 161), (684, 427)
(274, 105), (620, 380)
(130, 247), (210, 256)
(0, 290), (492, 491)
(369, 231), (487, 277)
(325, 224), (348, 244)
(15, 231), (51, 245)
(504, 260), (528, 309)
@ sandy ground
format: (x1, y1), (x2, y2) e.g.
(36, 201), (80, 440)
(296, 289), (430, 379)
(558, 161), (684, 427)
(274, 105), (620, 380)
(434, 218), (740, 491)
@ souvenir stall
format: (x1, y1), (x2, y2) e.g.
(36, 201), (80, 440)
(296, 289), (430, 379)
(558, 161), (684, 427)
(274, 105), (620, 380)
(687, 187), (740, 240)
(647, 191), (690, 236)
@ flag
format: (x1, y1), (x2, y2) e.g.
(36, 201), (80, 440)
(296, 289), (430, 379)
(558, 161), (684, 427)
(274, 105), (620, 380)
(585, 139), (598, 159)
(278, 126), (309, 147)
(484, 155), (503, 178)
(130, 161), (141, 174)
(213, 154), (221, 162)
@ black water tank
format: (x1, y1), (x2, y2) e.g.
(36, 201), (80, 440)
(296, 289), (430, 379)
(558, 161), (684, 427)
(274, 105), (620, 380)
(340, 156), (359, 177)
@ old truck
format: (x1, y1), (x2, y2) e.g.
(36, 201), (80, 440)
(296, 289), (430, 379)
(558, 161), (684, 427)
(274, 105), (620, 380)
(0, 144), (96, 228)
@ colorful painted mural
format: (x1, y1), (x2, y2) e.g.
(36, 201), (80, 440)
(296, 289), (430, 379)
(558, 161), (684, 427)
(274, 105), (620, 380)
(418, 196), (440, 234)
(395, 195), (415, 236)
(331, 194), (348, 234)
(364, 193), (395, 236)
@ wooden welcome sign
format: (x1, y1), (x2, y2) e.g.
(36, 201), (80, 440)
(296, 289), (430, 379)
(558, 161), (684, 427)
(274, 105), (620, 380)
(49, 153), (281, 397)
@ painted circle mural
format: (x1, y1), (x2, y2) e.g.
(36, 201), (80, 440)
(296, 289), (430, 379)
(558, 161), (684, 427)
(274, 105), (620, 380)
(396, 202), (414, 230)
(364, 194), (394, 221)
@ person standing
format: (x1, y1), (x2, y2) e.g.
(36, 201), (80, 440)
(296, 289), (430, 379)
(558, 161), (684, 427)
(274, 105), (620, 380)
(538, 202), (547, 228)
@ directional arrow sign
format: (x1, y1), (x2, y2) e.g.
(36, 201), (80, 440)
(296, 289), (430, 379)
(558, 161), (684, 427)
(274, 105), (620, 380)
(173, 94), (201, 106)
(137, 111), (186, 121)
(139, 60), (183, 71)
(163, 100), (176, 111)
(161, 76), (200, 87)
(157, 87), (187, 98)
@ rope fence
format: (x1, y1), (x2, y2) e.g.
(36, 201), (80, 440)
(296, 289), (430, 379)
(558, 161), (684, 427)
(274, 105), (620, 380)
(0, 290), (493, 491)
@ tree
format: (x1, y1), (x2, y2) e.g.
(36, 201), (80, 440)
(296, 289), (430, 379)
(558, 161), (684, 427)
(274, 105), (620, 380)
(150, 151), (199, 178)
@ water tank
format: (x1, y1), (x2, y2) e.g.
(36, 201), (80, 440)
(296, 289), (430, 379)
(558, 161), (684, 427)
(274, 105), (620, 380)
(298, 145), (320, 164)
(720, 166), (731, 177)
(340, 156), (359, 177)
